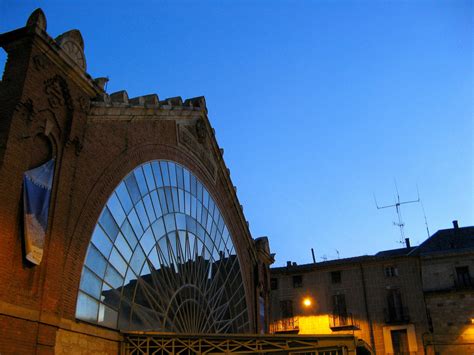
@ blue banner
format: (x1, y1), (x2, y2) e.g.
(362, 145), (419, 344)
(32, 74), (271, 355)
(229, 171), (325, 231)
(23, 159), (55, 265)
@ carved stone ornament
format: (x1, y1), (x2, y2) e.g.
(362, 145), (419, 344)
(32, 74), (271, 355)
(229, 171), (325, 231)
(78, 96), (90, 113)
(55, 30), (86, 71)
(15, 99), (34, 122)
(195, 118), (207, 143)
(44, 76), (73, 111)
(33, 54), (49, 71)
(179, 125), (217, 181)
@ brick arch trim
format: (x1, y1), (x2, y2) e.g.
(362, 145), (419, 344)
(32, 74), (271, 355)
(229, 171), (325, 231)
(60, 142), (253, 326)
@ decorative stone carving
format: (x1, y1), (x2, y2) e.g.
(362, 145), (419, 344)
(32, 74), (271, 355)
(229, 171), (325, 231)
(55, 30), (86, 71)
(15, 99), (34, 122)
(196, 118), (207, 143)
(33, 54), (49, 71)
(179, 125), (217, 181)
(78, 96), (90, 114)
(44, 75), (73, 111)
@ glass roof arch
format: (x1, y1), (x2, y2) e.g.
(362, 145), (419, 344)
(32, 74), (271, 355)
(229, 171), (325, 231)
(76, 160), (249, 333)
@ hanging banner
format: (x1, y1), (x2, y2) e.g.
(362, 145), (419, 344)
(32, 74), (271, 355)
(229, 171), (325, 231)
(23, 159), (55, 265)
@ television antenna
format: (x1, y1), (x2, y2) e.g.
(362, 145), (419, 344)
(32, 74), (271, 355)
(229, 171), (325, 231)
(374, 181), (420, 244)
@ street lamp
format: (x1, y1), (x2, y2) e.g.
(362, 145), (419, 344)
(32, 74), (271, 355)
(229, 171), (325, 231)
(303, 297), (312, 307)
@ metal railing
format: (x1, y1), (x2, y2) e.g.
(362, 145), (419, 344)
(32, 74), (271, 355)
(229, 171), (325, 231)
(329, 313), (360, 330)
(269, 317), (299, 334)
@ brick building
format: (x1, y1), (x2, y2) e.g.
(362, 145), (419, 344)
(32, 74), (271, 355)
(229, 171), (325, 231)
(0, 9), (274, 354)
(270, 222), (474, 355)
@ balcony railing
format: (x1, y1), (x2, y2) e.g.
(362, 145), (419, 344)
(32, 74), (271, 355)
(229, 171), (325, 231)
(329, 313), (360, 331)
(269, 317), (299, 334)
(384, 307), (410, 324)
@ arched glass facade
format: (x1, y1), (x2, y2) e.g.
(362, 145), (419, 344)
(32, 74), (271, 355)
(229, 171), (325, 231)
(76, 161), (249, 333)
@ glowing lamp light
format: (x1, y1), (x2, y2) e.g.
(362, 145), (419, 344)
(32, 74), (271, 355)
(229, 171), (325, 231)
(303, 297), (312, 307)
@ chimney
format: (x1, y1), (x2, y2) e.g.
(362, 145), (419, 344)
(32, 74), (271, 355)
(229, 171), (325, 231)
(292, 262), (297, 267)
(405, 238), (411, 249)
(286, 261), (291, 268)
(453, 220), (459, 229)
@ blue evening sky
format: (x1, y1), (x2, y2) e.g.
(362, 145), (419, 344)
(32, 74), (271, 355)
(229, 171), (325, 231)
(1, 1), (472, 266)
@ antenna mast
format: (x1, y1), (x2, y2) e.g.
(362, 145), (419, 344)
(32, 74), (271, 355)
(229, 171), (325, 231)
(374, 181), (420, 244)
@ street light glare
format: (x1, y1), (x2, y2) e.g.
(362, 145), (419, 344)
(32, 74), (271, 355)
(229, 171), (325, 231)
(303, 298), (312, 307)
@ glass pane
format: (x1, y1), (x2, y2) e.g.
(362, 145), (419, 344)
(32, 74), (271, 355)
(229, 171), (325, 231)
(172, 187), (180, 212)
(143, 194), (156, 223)
(115, 232), (132, 261)
(151, 217), (166, 240)
(109, 247), (128, 277)
(164, 213), (176, 233)
(140, 228), (155, 255)
(98, 303), (118, 328)
(176, 213), (186, 230)
(121, 218), (138, 249)
(135, 201), (149, 230)
(183, 168), (190, 192)
(85, 244), (107, 278)
(143, 164), (156, 191)
(159, 161), (170, 186)
(130, 246), (146, 275)
(134, 167), (149, 197)
(150, 190), (162, 218)
(76, 291), (99, 322)
(105, 264), (124, 289)
(190, 174), (197, 196)
(176, 165), (184, 189)
(164, 187), (174, 212)
(157, 188), (168, 214)
(99, 207), (119, 241)
(116, 182), (133, 214)
(107, 192), (126, 226)
(80, 267), (102, 299)
(128, 209), (144, 238)
(151, 161), (164, 187)
(168, 162), (177, 187)
(91, 225), (113, 258)
(125, 173), (141, 204)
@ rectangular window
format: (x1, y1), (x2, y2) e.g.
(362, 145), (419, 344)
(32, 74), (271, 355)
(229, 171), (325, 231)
(455, 266), (471, 287)
(292, 275), (303, 288)
(280, 300), (293, 318)
(270, 278), (278, 290)
(385, 265), (399, 278)
(332, 294), (347, 317)
(331, 271), (341, 284)
(386, 289), (407, 322)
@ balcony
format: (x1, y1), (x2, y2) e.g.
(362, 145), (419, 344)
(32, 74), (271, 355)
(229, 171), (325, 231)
(329, 313), (360, 331)
(384, 307), (410, 324)
(269, 317), (299, 334)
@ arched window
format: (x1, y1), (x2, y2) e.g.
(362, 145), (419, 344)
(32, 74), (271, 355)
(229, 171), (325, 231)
(76, 161), (249, 333)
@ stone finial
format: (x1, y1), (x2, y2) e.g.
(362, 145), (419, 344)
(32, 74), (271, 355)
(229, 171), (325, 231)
(55, 30), (86, 71)
(26, 8), (47, 31)
(94, 77), (109, 91)
(110, 90), (129, 104)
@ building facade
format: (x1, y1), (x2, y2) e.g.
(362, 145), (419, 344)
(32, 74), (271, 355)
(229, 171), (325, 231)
(0, 9), (273, 354)
(270, 223), (474, 355)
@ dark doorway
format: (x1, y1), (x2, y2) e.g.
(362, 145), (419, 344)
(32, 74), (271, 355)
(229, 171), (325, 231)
(391, 329), (409, 355)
